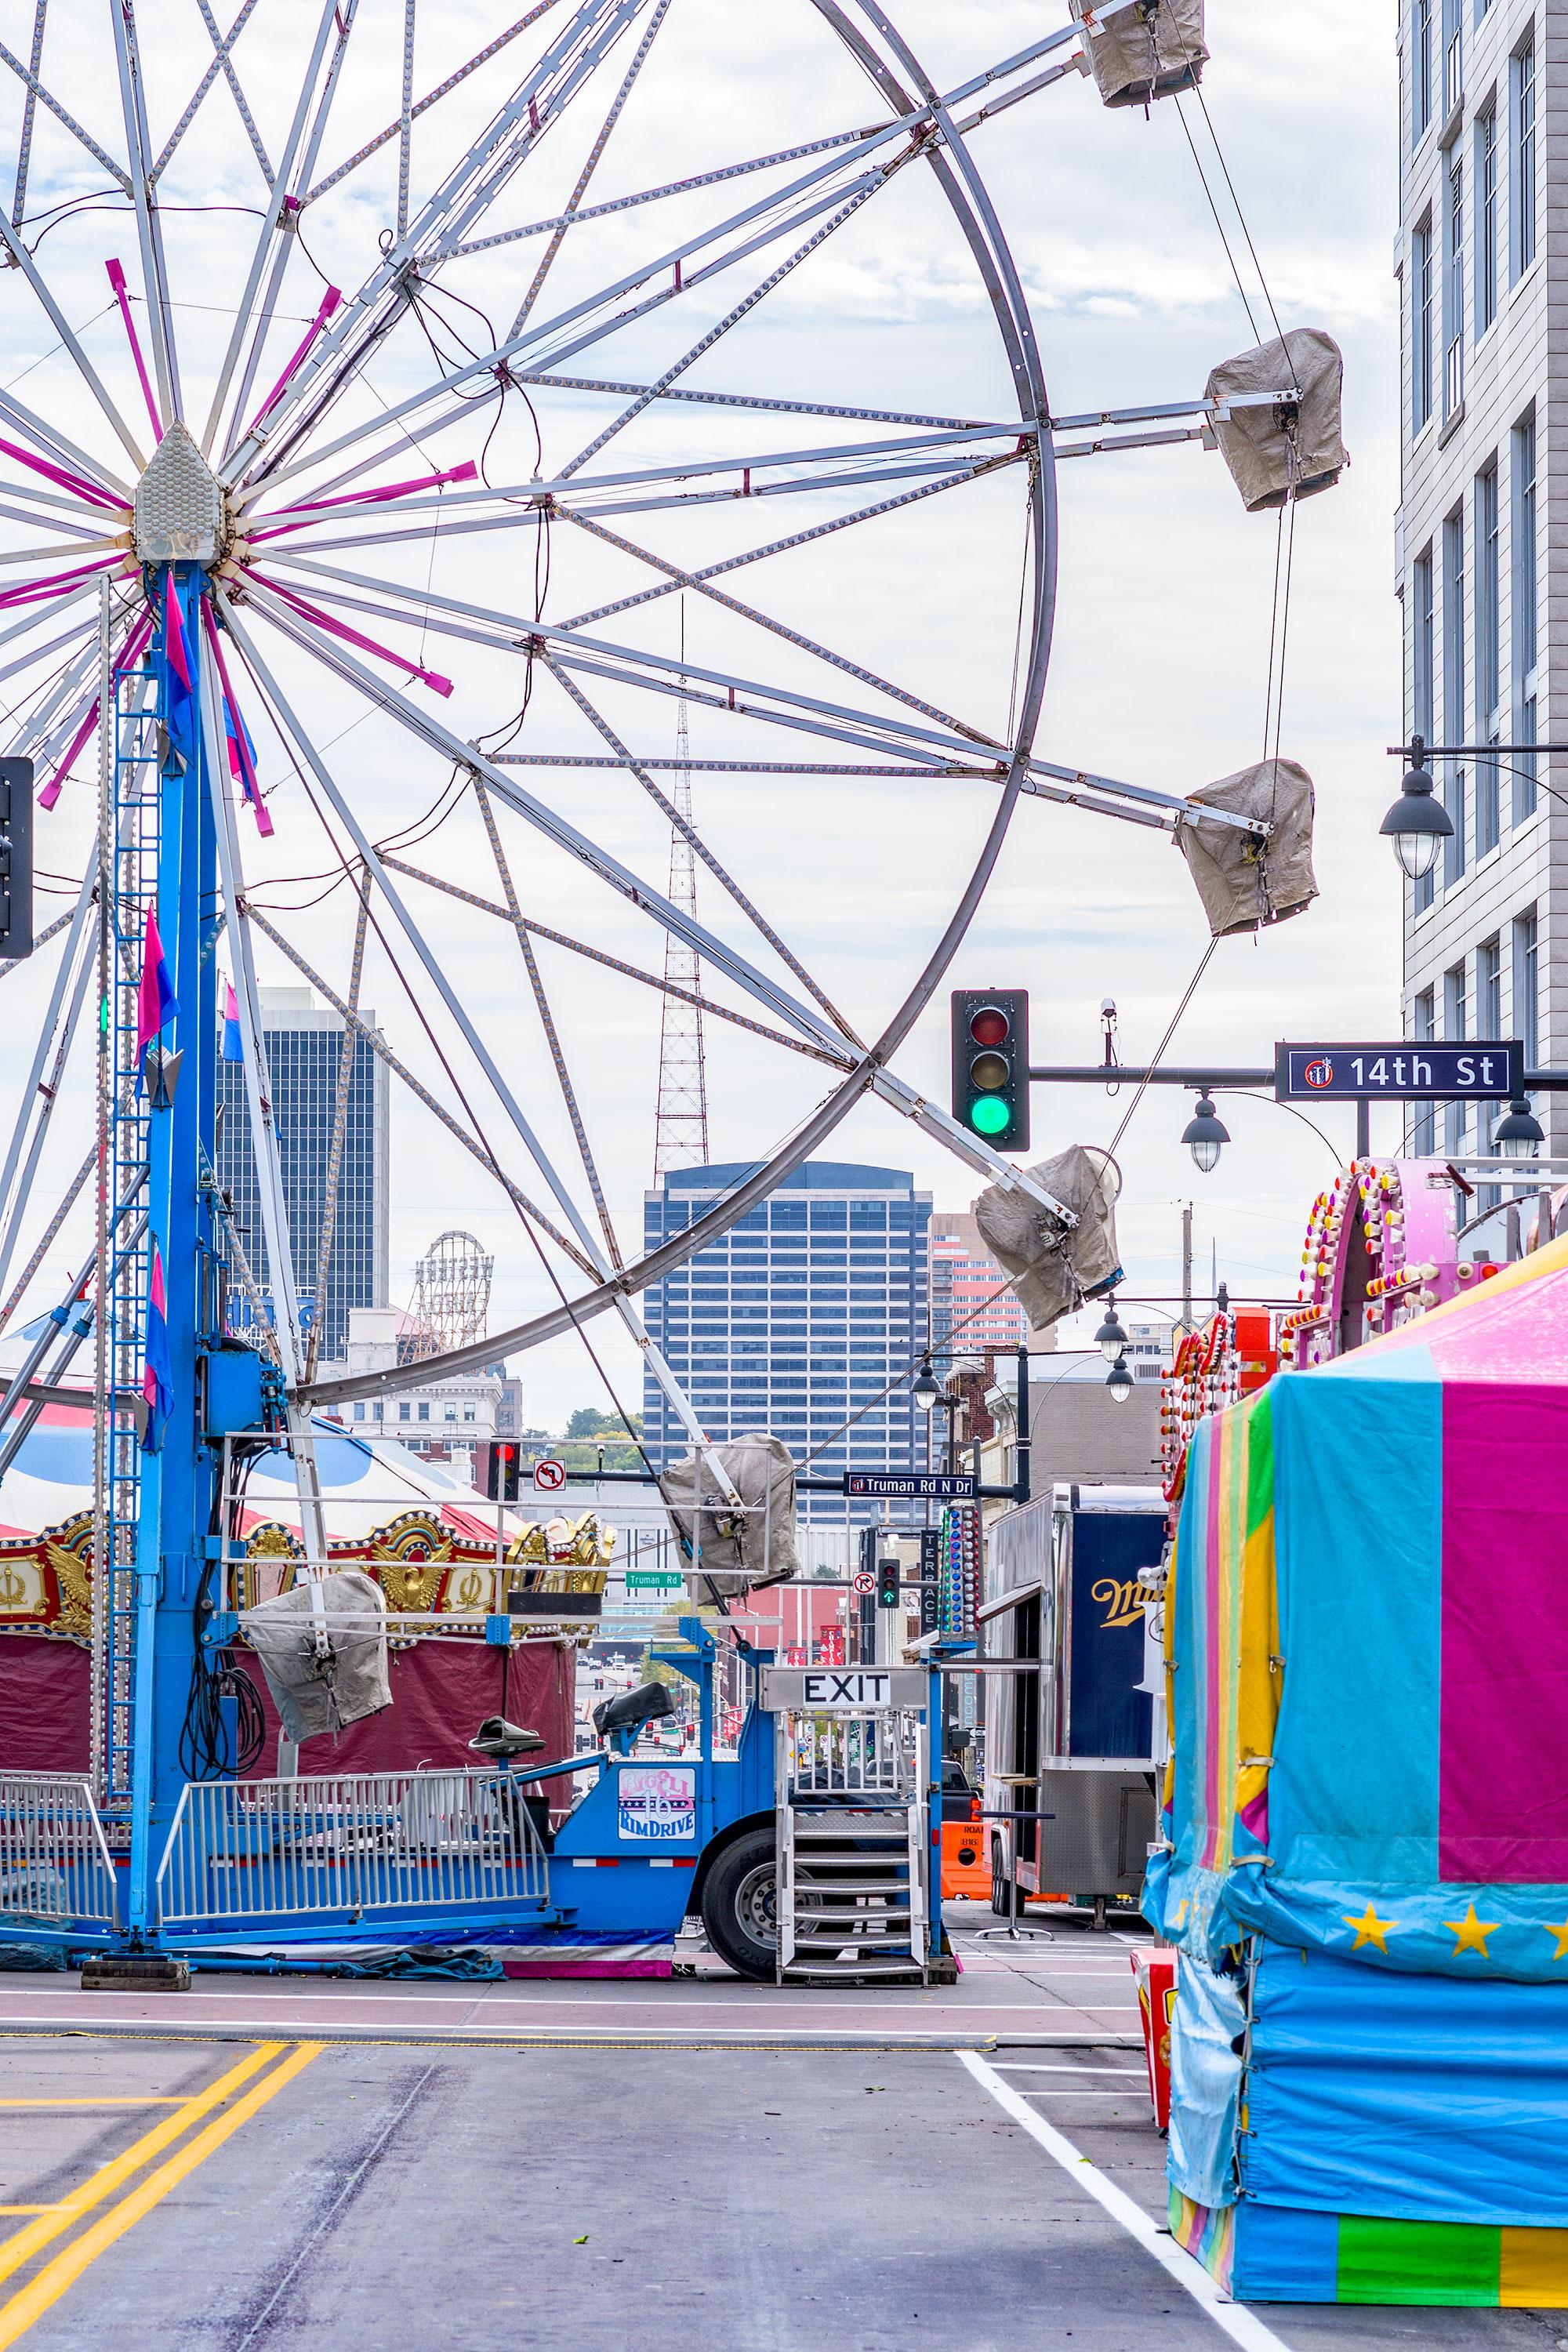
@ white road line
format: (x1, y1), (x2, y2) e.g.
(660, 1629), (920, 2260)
(957, 2052), (1292, 2352)
(993, 2063), (1145, 2076)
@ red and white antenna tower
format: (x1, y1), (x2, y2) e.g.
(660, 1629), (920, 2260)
(654, 604), (710, 1174)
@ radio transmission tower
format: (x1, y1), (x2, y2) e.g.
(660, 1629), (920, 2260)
(654, 605), (710, 1174)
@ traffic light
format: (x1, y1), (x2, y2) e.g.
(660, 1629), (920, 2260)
(950, 989), (1029, 1151)
(485, 1440), (523, 1501)
(0, 759), (34, 962)
(877, 1552), (901, 1612)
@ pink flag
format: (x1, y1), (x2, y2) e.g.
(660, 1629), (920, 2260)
(136, 905), (176, 1061)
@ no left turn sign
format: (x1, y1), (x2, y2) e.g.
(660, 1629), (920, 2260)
(534, 1457), (567, 1492)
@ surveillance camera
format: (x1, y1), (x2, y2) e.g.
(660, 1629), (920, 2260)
(1101, 998), (1116, 1019)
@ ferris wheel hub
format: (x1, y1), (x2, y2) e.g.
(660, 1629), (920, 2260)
(132, 421), (231, 568)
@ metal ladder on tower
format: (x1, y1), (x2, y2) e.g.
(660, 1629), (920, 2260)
(772, 1693), (931, 1984)
(93, 651), (159, 1809)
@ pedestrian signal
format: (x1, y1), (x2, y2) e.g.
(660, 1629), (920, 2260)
(950, 989), (1029, 1152)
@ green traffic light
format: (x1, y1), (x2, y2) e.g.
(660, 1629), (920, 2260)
(969, 1096), (1011, 1137)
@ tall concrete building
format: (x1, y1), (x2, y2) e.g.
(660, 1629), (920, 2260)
(929, 1209), (1034, 1366)
(217, 986), (390, 1359)
(641, 1161), (932, 1519)
(1398, 0), (1553, 1147)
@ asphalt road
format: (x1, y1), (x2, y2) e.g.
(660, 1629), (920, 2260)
(0, 2031), (1563, 2351)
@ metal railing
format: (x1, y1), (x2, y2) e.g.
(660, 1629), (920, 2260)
(156, 1768), (547, 1928)
(783, 1712), (913, 1800)
(0, 1774), (119, 1927)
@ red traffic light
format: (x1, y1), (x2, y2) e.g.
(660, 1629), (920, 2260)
(969, 1005), (1011, 1048)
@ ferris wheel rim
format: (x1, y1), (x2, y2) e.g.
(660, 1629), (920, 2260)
(0, 0), (1060, 1399)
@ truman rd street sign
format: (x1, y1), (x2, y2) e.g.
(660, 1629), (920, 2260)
(1276, 1040), (1523, 1102)
(844, 1472), (977, 1501)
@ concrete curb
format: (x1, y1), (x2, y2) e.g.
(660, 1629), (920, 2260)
(0, 2016), (1144, 2053)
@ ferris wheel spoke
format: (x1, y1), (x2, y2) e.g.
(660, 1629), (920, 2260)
(298, 2), (568, 210)
(221, 589), (764, 1284)
(509, 0), (673, 340)
(238, 97), (915, 498)
(0, 29), (130, 191)
(561, 464), (996, 630)
(561, 506), (1002, 746)
(246, 550), (992, 767)
(379, 851), (856, 1069)
(238, 898), (601, 1282)
(149, 0), (263, 183)
(0, 387), (136, 508)
(9, 1), (48, 227)
(473, 780), (625, 1269)
(220, 581), (849, 1056)
(0, 610), (96, 689)
(109, 2), (181, 429)
(203, 0), (361, 460)
(0, 219), (147, 473)
(227, 0), (657, 488)
(540, 655), (864, 1045)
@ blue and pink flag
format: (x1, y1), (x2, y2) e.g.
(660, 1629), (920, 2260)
(162, 575), (195, 771)
(141, 1246), (173, 1454)
(136, 904), (176, 1064)
(222, 982), (243, 1062)
(223, 687), (273, 837)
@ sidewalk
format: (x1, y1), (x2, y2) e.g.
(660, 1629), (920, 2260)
(0, 1904), (1145, 2049)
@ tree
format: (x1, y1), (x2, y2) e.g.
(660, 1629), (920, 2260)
(564, 1405), (642, 1440)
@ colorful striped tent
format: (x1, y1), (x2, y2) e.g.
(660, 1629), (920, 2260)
(1147, 1232), (1568, 2305)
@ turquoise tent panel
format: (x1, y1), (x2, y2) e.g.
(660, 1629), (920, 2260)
(1243, 1940), (1568, 2226)
(1268, 1373), (1442, 1888)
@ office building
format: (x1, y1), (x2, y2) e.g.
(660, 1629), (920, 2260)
(641, 1161), (932, 1519)
(217, 986), (390, 1359)
(1398, 0), (1555, 1147)
(929, 1209), (1034, 1364)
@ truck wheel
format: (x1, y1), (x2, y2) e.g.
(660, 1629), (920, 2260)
(991, 1849), (1011, 1916)
(702, 1828), (779, 1982)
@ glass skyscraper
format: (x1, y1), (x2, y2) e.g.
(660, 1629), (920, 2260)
(216, 987), (390, 1361)
(641, 1161), (932, 1519)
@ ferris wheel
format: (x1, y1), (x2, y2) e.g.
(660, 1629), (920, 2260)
(0, 0), (1311, 1475)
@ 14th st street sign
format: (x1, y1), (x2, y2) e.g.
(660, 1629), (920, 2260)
(1276, 1041), (1523, 1101)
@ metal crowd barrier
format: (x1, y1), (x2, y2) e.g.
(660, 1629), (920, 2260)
(0, 1773), (120, 1928)
(156, 1767), (548, 1928)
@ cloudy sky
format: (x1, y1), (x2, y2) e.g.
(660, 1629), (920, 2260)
(0, 0), (1399, 1421)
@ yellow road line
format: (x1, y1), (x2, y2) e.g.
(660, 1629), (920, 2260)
(0, 2044), (282, 2288)
(0, 2043), (321, 2349)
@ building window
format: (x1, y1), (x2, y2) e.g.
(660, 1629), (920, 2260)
(1442, 0), (1461, 111)
(1474, 461), (1501, 852)
(372, 1402), (383, 1422)
(1413, 989), (1436, 1153)
(418, 1401), (430, 1422)
(398, 1401), (410, 1421)
(444, 1403), (457, 1421)
(1413, 214), (1435, 430)
(463, 1403), (476, 1422)
(353, 1400), (364, 1421)
(1444, 961), (1468, 1150)
(1443, 151), (1465, 416)
(1414, 0), (1434, 140)
(1476, 108), (1498, 332)
(1414, 546), (1436, 913)
(1512, 41), (1537, 280)
(1514, 908), (1539, 1065)
(1512, 413), (1537, 818)
(1443, 509), (1466, 886)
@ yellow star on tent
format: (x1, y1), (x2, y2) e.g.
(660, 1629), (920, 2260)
(1175, 1898), (1190, 1929)
(1342, 1904), (1397, 1955)
(1444, 1903), (1499, 1958)
(1543, 1920), (1568, 1962)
